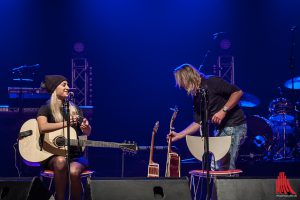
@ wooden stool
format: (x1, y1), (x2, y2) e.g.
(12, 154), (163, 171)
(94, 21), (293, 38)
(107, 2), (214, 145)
(189, 169), (242, 200)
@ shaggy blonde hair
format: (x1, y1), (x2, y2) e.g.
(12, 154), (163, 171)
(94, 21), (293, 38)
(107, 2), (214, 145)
(50, 90), (78, 122)
(174, 64), (203, 96)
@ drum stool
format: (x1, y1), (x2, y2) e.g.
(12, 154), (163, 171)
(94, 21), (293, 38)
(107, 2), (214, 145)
(189, 169), (242, 200)
(40, 169), (95, 193)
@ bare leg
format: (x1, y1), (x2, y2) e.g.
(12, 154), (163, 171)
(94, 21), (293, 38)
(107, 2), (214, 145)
(70, 162), (86, 200)
(48, 156), (67, 200)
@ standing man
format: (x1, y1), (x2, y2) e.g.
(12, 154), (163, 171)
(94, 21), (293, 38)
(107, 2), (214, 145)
(169, 63), (247, 170)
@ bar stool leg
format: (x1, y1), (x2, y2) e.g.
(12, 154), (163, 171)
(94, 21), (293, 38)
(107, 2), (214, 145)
(195, 175), (202, 200)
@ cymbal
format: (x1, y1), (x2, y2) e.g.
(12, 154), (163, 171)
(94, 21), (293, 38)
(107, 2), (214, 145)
(240, 92), (260, 107)
(284, 76), (300, 89)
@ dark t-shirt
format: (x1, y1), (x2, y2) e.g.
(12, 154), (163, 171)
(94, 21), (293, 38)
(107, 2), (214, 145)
(37, 103), (84, 158)
(193, 75), (246, 130)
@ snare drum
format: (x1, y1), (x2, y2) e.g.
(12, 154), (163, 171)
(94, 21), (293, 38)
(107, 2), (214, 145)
(268, 98), (294, 124)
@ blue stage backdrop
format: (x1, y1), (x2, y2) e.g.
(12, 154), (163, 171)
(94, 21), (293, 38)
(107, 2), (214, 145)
(0, 0), (299, 177)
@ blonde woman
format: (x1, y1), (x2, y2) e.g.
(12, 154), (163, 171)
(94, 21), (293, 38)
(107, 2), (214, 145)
(169, 64), (247, 170)
(37, 75), (91, 200)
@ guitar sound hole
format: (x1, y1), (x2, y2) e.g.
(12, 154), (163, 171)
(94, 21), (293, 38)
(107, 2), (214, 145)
(54, 136), (66, 148)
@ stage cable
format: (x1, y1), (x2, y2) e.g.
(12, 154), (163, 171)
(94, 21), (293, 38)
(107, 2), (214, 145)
(13, 142), (21, 177)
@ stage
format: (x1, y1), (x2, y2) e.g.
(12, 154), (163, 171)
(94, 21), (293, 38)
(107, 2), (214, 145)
(0, 1), (300, 199)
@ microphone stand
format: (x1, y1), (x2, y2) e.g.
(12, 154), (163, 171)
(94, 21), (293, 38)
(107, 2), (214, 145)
(199, 32), (225, 72)
(63, 98), (71, 200)
(289, 26), (298, 129)
(199, 88), (211, 200)
(199, 50), (211, 71)
(287, 26), (298, 159)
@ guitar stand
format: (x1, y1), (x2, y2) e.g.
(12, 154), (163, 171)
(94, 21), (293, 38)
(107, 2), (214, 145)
(121, 150), (125, 177)
(273, 116), (295, 160)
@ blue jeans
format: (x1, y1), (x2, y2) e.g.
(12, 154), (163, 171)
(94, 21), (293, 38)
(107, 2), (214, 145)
(214, 123), (247, 170)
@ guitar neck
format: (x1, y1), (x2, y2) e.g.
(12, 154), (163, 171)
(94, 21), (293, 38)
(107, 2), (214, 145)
(166, 108), (179, 177)
(149, 134), (155, 164)
(167, 136), (172, 154)
(148, 121), (159, 169)
(70, 139), (121, 149)
(168, 109), (177, 154)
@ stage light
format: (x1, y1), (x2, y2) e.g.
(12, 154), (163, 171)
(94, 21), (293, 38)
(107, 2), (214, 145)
(73, 42), (85, 53)
(220, 38), (231, 50)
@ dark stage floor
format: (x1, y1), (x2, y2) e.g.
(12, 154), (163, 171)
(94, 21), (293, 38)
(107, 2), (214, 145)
(180, 157), (300, 178)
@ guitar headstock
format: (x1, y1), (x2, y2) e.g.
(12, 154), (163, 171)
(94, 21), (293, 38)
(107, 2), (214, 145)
(169, 106), (179, 131)
(152, 121), (159, 136)
(120, 141), (138, 154)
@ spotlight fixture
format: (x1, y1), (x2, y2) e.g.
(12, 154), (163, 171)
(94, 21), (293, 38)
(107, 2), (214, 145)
(220, 38), (231, 50)
(73, 42), (85, 53)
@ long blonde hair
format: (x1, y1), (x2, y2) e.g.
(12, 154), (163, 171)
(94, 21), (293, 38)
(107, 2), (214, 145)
(50, 90), (78, 122)
(174, 64), (203, 96)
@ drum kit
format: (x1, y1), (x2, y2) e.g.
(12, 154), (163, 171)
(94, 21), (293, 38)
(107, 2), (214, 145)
(240, 77), (300, 161)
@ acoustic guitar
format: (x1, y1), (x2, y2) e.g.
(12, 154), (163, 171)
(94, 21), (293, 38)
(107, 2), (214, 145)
(165, 107), (181, 177)
(147, 121), (160, 178)
(18, 119), (137, 166)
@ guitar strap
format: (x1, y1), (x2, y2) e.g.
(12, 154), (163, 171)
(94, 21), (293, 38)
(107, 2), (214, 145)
(39, 134), (44, 151)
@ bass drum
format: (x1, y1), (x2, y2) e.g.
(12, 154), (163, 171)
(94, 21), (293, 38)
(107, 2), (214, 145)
(239, 115), (273, 156)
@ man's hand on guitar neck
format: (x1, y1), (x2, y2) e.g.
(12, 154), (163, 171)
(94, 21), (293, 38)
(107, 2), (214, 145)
(167, 122), (201, 142)
(167, 131), (185, 142)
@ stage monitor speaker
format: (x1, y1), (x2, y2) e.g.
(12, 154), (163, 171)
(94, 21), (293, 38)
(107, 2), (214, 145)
(88, 177), (192, 200)
(212, 177), (300, 200)
(0, 177), (51, 200)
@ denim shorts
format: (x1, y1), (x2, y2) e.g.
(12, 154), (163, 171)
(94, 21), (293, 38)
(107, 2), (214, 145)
(41, 155), (89, 169)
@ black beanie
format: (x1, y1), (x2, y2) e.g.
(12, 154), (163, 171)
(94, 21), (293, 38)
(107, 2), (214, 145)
(42, 75), (67, 94)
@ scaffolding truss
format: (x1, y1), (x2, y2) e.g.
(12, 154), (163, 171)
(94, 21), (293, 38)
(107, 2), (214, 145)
(71, 58), (92, 106)
(213, 55), (235, 84)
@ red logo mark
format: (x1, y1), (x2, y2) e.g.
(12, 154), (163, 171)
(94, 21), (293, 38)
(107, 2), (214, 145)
(276, 172), (297, 197)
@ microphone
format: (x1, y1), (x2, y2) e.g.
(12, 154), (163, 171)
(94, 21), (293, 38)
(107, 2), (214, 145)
(212, 32), (226, 40)
(199, 87), (209, 103)
(68, 92), (74, 101)
(200, 87), (208, 94)
(63, 92), (75, 110)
